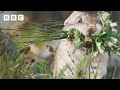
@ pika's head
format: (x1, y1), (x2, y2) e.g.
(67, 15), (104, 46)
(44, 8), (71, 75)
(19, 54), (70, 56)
(63, 11), (104, 36)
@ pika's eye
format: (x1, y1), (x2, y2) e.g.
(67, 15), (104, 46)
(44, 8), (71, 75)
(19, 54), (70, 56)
(78, 18), (82, 23)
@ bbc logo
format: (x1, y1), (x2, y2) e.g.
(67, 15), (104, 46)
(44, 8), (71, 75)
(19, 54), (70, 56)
(3, 15), (24, 21)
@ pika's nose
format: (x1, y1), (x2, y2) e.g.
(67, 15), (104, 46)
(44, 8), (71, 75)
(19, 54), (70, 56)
(88, 27), (96, 35)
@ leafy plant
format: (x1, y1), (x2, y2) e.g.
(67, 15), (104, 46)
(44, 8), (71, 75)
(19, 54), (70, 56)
(0, 51), (33, 79)
(34, 60), (53, 78)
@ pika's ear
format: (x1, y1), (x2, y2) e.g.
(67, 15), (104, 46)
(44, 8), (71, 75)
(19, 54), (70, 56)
(64, 11), (83, 26)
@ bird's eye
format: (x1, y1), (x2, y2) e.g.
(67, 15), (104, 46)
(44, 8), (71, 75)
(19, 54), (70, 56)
(78, 18), (82, 23)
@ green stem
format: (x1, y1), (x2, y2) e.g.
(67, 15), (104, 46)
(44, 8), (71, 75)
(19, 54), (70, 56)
(112, 65), (117, 79)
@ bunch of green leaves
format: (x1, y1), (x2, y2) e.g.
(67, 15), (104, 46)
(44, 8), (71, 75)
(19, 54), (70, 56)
(94, 12), (120, 58)
(0, 21), (67, 49)
(67, 28), (85, 53)
(67, 12), (120, 59)
(0, 20), (81, 54)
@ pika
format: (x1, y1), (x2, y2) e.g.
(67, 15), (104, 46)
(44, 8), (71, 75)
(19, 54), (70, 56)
(53, 11), (109, 79)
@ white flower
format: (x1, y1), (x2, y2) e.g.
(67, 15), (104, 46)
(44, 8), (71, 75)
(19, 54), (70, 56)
(112, 28), (118, 32)
(111, 37), (118, 44)
(108, 42), (114, 47)
(108, 37), (118, 47)
(110, 22), (118, 27)
(96, 42), (104, 54)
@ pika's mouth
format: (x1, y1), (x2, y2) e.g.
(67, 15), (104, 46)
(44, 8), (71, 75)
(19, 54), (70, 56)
(83, 36), (96, 51)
